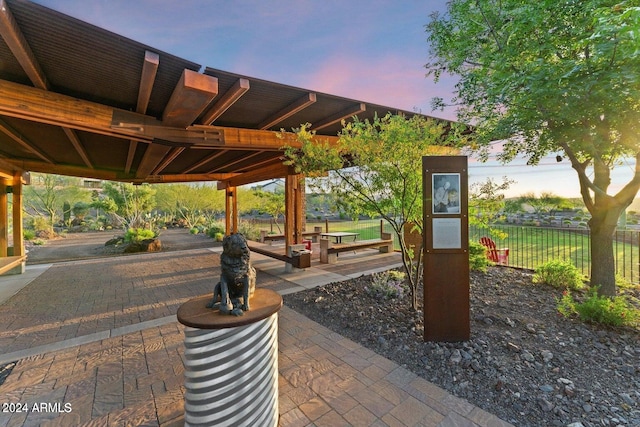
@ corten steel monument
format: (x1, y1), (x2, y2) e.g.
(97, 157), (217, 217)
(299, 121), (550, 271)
(422, 156), (470, 342)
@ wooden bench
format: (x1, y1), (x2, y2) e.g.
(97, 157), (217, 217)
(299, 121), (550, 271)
(260, 227), (323, 244)
(0, 255), (26, 275)
(248, 243), (311, 269)
(320, 232), (393, 264)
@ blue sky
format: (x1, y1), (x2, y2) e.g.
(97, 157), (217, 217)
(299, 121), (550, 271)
(32, 0), (633, 199)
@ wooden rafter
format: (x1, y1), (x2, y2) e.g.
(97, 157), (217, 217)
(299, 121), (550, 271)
(125, 141), (138, 174)
(0, 117), (54, 164)
(133, 172), (236, 184)
(207, 151), (263, 173)
(199, 78), (250, 125)
(182, 149), (228, 174)
(237, 155), (284, 173)
(258, 92), (316, 130)
(151, 147), (185, 175)
(218, 162), (289, 189)
(0, 79), (146, 141)
(127, 50), (160, 174)
(137, 51), (159, 114)
(136, 142), (172, 179)
(5, 159), (124, 181)
(313, 102), (366, 130)
(62, 127), (93, 168)
(0, 0), (102, 170)
(0, 0), (48, 90)
(137, 69), (219, 179)
(162, 69), (218, 127)
(0, 79), (339, 149)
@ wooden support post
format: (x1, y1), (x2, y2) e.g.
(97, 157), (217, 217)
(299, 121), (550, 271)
(285, 170), (306, 271)
(294, 176), (303, 244)
(0, 178), (7, 257)
(12, 172), (24, 257)
(284, 173), (295, 249)
(225, 186), (238, 235)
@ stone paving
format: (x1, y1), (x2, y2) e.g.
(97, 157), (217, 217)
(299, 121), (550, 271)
(0, 241), (514, 426)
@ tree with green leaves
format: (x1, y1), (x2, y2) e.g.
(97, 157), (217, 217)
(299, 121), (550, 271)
(469, 177), (514, 239)
(426, 0), (640, 296)
(285, 114), (463, 310)
(254, 189), (286, 233)
(154, 183), (223, 228)
(25, 173), (88, 233)
(97, 182), (156, 230)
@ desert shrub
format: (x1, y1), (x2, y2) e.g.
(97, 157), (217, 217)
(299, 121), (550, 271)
(214, 232), (224, 242)
(206, 222), (225, 238)
(237, 220), (260, 241)
(366, 270), (406, 300)
(469, 241), (490, 272)
(29, 216), (50, 233)
(557, 287), (639, 327)
(23, 229), (36, 241)
(189, 227), (199, 235)
(533, 259), (585, 290)
(124, 228), (157, 243)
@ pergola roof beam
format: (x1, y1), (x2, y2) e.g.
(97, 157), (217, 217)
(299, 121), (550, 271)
(137, 51), (159, 114)
(258, 92), (316, 130)
(313, 102), (366, 130)
(127, 50), (160, 174)
(207, 151), (263, 173)
(151, 147), (184, 175)
(136, 142), (172, 179)
(218, 162), (289, 189)
(62, 127), (93, 168)
(182, 149), (228, 174)
(162, 69), (218, 128)
(0, 117), (54, 164)
(199, 78), (250, 125)
(0, 0), (95, 170)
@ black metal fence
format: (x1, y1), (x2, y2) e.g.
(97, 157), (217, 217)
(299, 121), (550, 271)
(470, 224), (640, 285)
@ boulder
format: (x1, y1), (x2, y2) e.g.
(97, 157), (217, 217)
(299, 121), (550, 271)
(123, 238), (162, 253)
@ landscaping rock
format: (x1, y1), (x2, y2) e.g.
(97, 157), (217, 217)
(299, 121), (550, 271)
(123, 238), (162, 253)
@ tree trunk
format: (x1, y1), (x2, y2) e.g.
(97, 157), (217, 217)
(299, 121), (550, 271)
(588, 202), (622, 297)
(589, 220), (617, 296)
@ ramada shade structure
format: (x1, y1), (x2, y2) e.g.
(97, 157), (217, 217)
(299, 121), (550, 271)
(0, 0), (454, 274)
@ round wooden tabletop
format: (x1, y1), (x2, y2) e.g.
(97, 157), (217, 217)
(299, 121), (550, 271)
(177, 288), (283, 329)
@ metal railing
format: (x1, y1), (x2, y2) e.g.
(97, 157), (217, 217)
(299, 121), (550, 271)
(470, 224), (640, 285)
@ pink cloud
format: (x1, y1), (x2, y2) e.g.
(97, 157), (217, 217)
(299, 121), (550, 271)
(298, 53), (458, 121)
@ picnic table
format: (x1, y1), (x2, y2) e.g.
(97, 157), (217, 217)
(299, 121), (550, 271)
(320, 231), (359, 243)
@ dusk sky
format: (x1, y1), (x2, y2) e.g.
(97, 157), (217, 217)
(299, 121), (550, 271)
(32, 0), (634, 199)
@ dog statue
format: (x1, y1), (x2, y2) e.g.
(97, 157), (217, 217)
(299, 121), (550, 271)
(207, 233), (256, 316)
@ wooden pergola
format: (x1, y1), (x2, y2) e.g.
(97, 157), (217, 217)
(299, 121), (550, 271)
(0, 0), (452, 274)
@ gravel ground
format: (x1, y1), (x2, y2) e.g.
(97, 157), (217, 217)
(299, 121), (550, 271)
(283, 266), (640, 427)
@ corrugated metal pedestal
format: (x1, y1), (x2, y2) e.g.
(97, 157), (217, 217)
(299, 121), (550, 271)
(177, 289), (283, 427)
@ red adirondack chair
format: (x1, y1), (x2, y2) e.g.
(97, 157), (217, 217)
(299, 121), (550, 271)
(479, 237), (509, 265)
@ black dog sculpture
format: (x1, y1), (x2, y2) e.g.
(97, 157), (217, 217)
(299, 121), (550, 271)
(207, 233), (256, 316)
